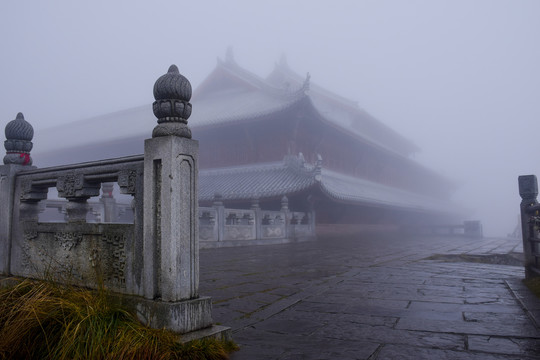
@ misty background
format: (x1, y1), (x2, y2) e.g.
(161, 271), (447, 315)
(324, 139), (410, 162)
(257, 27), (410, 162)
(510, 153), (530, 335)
(1, 0), (539, 237)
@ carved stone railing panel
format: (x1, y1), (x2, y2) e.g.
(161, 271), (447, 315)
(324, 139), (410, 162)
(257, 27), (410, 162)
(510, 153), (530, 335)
(289, 211), (314, 237)
(199, 207), (217, 242)
(261, 210), (286, 239)
(11, 222), (136, 294)
(9, 155), (145, 295)
(224, 209), (255, 240)
(14, 156), (143, 223)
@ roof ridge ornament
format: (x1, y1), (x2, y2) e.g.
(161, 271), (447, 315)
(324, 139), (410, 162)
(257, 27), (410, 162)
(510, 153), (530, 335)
(302, 73), (311, 93)
(225, 46), (235, 64)
(278, 53), (288, 68)
(152, 65), (193, 138)
(4, 112), (34, 165)
(314, 154), (323, 181)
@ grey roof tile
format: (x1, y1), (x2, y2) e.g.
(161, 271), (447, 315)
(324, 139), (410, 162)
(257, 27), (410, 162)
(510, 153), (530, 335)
(199, 155), (458, 214)
(199, 156), (316, 201)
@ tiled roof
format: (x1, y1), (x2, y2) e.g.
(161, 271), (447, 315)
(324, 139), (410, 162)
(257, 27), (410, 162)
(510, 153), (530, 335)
(199, 155), (455, 213)
(36, 57), (417, 158)
(265, 62), (420, 155)
(199, 156), (317, 201)
(191, 87), (304, 129)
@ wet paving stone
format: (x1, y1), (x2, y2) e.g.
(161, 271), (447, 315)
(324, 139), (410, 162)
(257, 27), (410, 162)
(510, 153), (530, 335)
(376, 343), (534, 360)
(467, 335), (540, 358)
(200, 234), (540, 359)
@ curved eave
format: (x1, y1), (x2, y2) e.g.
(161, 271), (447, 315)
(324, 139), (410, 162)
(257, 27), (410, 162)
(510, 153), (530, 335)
(316, 170), (463, 216)
(191, 93), (306, 131)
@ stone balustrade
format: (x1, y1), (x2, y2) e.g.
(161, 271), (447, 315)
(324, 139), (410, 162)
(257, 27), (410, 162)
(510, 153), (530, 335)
(32, 195), (315, 248)
(7, 156), (144, 295)
(0, 65), (230, 338)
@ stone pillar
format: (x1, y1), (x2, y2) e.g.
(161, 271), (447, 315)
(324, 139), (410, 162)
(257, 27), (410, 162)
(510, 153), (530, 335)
(518, 175), (538, 278)
(144, 65), (199, 302)
(251, 197), (262, 240)
(138, 65), (215, 335)
(213, 193), (225, 242)
(1, 113), (35, 275)
(281, 196), (290, 239)
(144, 135), (199, 301)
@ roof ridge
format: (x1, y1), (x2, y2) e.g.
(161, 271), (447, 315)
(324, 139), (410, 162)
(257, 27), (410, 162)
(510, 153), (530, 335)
(217, 57), (308, 101)
(267, 62), (358, 108)
(200, 160), (286, 176)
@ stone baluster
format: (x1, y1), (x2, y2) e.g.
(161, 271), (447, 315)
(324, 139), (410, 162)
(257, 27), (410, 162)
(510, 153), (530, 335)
(213, 193), (225, 242)
(56, 173), (100, 222)
(281, 196), (290, 238)
(251, 197), (262, 240)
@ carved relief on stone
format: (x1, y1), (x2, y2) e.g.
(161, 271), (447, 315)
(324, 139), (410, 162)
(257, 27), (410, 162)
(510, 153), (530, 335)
(20, 231), (38, 269)
(224, 226), (254, 240)
(101, 233), (127, 287)
(118, 169), (138, 195)
(199, 226), (215, 241)
(199, 211), (216, 225)
(263, 226), (283, 238)
(57, 172), (84, 198)
(55, 232), (83, 251)
(19, 179), (48, 203)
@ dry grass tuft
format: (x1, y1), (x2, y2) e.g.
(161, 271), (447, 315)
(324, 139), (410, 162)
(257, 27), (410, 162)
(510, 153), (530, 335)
(0, 278), (237, 360)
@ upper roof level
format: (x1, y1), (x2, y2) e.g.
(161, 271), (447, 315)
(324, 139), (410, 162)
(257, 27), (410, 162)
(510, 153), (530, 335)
(193, 51), (420, 156)
(35, 53), (419, 161)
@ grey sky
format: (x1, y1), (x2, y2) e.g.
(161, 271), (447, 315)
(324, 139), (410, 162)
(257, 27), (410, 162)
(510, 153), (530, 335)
(1, 0), (539, 236)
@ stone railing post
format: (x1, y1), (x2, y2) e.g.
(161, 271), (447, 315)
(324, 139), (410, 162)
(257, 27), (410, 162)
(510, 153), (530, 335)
(212, 193), (225, 242)
(281, 196), (290, 238)
(518, 175), (538, 277)
(251, 197), (262, 240)
(137, 65), (219, 335)
(144, 65), (200, 302)
(1, 113), (35, 274)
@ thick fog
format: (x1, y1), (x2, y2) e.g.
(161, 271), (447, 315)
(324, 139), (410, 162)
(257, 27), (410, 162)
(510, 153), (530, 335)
(1, 0), (539, 237)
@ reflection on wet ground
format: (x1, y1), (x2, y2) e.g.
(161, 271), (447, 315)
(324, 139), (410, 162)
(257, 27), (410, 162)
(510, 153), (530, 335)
(200, 234), (540, 359)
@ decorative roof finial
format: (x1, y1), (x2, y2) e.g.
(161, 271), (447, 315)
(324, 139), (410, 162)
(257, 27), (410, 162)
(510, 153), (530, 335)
(225, 46), (235, 64)
(314, 154), (323, 178)
(152, 65), (193, 138)
(279, 53), (288, 68)
(4, 112), (34, 166)
(302, 72), (311, 93)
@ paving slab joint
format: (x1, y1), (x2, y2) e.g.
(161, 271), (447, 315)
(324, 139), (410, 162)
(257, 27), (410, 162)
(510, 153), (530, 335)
(504, 279), (540, 329)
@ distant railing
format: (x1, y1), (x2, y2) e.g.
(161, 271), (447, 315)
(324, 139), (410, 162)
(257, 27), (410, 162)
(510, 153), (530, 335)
(415, 221), (483, 238)
(197, 204), (314, 247)
(518, 175), (540, 278)
(34, 190), (315, 248)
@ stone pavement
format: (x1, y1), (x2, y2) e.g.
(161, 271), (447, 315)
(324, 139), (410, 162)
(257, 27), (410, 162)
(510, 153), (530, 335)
(199, 233), (540, 359)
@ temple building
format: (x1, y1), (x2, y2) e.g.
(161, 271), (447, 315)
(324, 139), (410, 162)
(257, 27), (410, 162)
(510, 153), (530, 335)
(35, 53), (462, 230)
